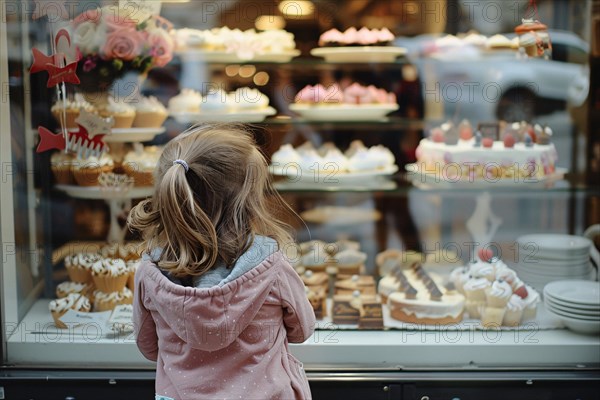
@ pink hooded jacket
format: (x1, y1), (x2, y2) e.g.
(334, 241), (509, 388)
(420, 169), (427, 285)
(134, 250), (316, 400)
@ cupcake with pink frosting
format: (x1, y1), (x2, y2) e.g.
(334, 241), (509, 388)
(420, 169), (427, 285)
(318, 27), (395, 47)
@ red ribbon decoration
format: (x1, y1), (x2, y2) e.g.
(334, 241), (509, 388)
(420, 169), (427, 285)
(30, 29), (80, 87)
(45, 62), (80, 87)
(37, 126), (108, 156)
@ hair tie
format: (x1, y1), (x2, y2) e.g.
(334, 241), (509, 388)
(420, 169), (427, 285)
(173, 159), (189, 172)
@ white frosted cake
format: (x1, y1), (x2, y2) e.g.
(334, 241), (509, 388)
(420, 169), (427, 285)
(415, 121), (557, 180)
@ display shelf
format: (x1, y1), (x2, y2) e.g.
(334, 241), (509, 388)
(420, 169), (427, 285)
(6, 299), (600, 369)
(273, 174), (600, 194)
(177, 56), (409, 69)
(310, 46), (407, 63)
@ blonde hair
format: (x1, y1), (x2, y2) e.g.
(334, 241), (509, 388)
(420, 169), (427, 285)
(127, 124), (294, 278)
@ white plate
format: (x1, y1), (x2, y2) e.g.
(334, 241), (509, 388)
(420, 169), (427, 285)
(515, 263), (593, 277)
(517, 234), (592, 254)
(544, 298), (600, 316)
(545, 303), (600, 321)
(269, 164), (398, 183)
(176, 49), (300, 63)
(55, 185), (154, 200)
(289, 103), (398, 121)
(310, 46), (406, 63)
(553, 315), (600, 334)
(405, 164), (567, 188)
(517, 256), (592, 267)
(170, 107), (276, 124)
(543, 280), (600, 306)
(544, 295), (600, 311)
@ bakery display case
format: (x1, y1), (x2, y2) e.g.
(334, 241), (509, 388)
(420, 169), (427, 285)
(1, 0), (599, 397)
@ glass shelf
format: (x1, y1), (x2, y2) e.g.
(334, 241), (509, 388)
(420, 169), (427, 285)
(274, 174), (600, 194)
(174, 56), (410, 69)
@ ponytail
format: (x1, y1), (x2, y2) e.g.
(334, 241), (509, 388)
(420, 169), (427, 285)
(128, 124), (295, 279)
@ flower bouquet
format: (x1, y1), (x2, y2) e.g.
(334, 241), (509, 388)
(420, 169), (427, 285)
(71, 6), (174, 93)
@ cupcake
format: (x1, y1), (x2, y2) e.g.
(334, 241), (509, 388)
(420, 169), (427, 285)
(72, 153), (114, 186)
(469, 260), (495, 282)
(127, 259), (140, 291)
(100, 242), (142, 262)
(481, 280), (512, 327)
(51, 94), (95, 130)
(94, 287), (133, 312)
(122, 146), (162, 187)
(332, 249), (367, 275)
(168, 88), (202, 113)
(131, 96), (168, 128)
(449, 266), (471, 294)
(64, 253), (101, 283)
(521, 286), (540, 321)
(91, 258), (129, 293)
(99, 97), (136, 129)
(49, 293), (91, 329)
(56, 281), (95, 300)
(50, 151), (77, 185)
(503, 294), (526, 327)
(463, 277), (490, 318)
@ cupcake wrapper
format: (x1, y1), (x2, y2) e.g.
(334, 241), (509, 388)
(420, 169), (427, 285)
(127, 272), (135, 291)
(132, 112), (167, 128)
(94, 296), (133, 312)
(52, 109), (80, 130)
(465, 300), (485, 319)
(66, 267), (93, 284)
(486, 295), (510, 308)
(92, 274), (129, 293)
(73, 166), (113, 187)
(51, 166), (74, 185)
(51, 310), (68, 329)
(481, 307), (506, 328)
(503, 308), (524, 327)
(111, 114), (136, 129)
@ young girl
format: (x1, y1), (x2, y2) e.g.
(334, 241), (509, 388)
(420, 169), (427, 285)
(129, 124), (315, 400)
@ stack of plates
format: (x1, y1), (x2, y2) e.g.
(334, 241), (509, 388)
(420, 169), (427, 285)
(514, 234), (597, 292)
(543, 280), (600, 334)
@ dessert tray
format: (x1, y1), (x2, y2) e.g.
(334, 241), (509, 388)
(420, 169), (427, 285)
(170, 107), (277, 124)
(405, 164), (567, 189)
(310, 46), (407, 63)
(176, 49), (301, 63)
(54, 185), (154, 200)
(313, 299), (563, 331)
(289, 103), (398, 121)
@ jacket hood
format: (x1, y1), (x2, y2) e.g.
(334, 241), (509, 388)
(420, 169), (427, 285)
(137, 239), (284, 352)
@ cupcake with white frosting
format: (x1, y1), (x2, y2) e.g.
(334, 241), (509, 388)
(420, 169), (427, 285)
(131, 96), (168, 128)
(56, 281), (95, 300)
(49, 293), (91, 329)
(503, 294), (526, 326)
(99, 97), (136, 129)
(91, 258), (129, 292)
(51, 94), (96, 129)
(64, 253), (101, 283)
(168, 89), (202, 113)
(122, 145), (162, 187)
(94, 287), (133, 311)
(72, 153), (114, 186)
(51, 151), (77, 185)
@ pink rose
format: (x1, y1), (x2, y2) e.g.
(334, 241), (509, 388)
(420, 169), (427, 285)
(102, 28), (143, 61)
(148, 30), (174, 67)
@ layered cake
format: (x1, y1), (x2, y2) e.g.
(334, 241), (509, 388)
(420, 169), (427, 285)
(384, 263), (465, 325)
(335, 274), (376, 295)
(305, 286), (327, 319)
(318, 27), (394, 47)
(332, 291), (382, 329)
(415, 120), (558, 181)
